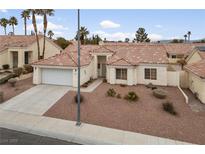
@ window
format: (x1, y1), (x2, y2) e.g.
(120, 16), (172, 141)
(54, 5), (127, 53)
(116, 69), (127, 80)
(144, 68), (157, 80)
(171, 55), (177, 59)
(98, 64), (100, 69)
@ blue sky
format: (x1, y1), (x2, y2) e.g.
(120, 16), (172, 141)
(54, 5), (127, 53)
(0, 9), (205, 41)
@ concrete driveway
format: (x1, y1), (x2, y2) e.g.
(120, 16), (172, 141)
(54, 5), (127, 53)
(0, 85), (70, 115)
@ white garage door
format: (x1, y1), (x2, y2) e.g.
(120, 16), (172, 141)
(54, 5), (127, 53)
(42, 68), (73, 86)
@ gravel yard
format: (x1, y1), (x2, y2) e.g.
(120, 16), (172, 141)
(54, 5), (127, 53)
(0, 77), (34, 102)
(44, 83), (205, 144)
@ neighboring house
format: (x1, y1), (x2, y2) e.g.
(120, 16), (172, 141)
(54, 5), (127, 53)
(33, 42), (205, 88)
(0, 35), (62, 69)
(184, 46), (205, 104)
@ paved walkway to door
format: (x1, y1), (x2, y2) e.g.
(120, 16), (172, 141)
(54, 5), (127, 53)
(0, 85), (70, 115)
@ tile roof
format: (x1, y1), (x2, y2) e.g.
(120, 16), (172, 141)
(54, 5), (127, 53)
(33, 45), (95, 67)
(164, 43), (205, 55)
(33, 42), (205, 67)
(106, 44), (168, 65)
(184, 60), (205, 79)
(0, 35), (43, 52)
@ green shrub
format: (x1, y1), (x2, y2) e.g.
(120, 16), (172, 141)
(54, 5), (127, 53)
(23, 64), (33, 73)
(75, 94), (84, 103)
(13, 67), (23, 77)
(2, 64), (10, 70)
(194, 92), (199, 99)
(82, 82), (88, 88)
(152, 86), (157, 90)
(0, 91), (3, 103)
(116, 94), (121, 99)
(8, 78), (17, 87)
(124, 91), (139, 102)
(103, 79), (107, 83)
(107, 88), (116, 97)
(146, 83), (154, 88)
(162, 102), (177, 115)
(120, 84), (126, 87)
(153, 89), (167, 99)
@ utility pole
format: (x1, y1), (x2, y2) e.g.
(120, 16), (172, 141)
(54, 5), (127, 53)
(76, 9), (81, 126)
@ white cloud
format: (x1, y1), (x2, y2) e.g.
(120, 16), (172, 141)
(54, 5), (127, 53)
(0, 9), (8, 13)
(27, 21), (68, 32)
(53, 31), (63, 35)
(92, 30), (163, 42)
(148, 33), (163, 41)
(100, 20), (120, 29)
(155, 24), (163, 28)
(169, 36), (180, 40)
(92, 30), (134, 41)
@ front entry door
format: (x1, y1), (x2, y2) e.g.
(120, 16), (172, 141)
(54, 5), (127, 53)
(13, 52), (18, 68)
(102, 64), (106, 78)
(24, 52), (29, 64)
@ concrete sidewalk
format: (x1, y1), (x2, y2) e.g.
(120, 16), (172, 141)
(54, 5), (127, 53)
(0, 109), (191, 145)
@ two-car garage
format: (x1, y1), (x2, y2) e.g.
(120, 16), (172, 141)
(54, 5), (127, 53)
(41, 68), (73, 86)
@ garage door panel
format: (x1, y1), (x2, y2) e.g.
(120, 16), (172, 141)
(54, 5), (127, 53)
(42, 68), (72, 86)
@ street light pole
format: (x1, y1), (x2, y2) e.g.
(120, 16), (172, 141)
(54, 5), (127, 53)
(76, 9), (81, 126)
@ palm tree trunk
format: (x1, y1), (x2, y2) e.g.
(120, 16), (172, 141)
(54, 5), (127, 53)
(32, 11), (41, 60)
(4, 27), (6, 35)
(42, 14), (47, 59)
(12, 25), (14, 34)
(24, 18), (27, 35)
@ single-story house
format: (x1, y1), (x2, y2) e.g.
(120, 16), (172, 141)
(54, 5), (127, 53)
(0, 35), (62, 69)
(33, 42), (205, 87)
(184, 46), (205, 104)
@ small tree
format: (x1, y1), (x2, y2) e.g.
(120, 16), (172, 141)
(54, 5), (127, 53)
(170, 39), (184, 43)
(47, 30), (54, 39)
(54, 37), (71, 49)
(125, 38), (130, 42)
(134, 27), (150, 43)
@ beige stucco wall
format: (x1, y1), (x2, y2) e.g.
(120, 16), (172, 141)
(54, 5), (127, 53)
(107, 65), (136, 85)
(180, 70), (189, 88)
(168, 58), (181, 64)
(0, 50), (8, 68)
(107, 64), (169, 86)
(28, 38), (62, 63)
(33, 60), (95, 87)
(187, 51), (202, 64)
(167, 71), (179, 86)
(0, 38), (61, 69)
(188, 72), (205, 104)
(137, 64), (168, 86)
(33, 66), (42, 84)
(72, 60), (95, 87)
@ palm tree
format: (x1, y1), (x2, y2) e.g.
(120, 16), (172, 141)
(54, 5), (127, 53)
(75, 26), (89, 44)
(37, 9), (54, 59)
(47, 30), (54, 39)
(187, 31), (191, 42)
(28, 9), (41, 60)
(9, 16), (18, 34)
(0, 18), (9, 35)
(184, 34), (187, 43)
(21, 10), (30, 35)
